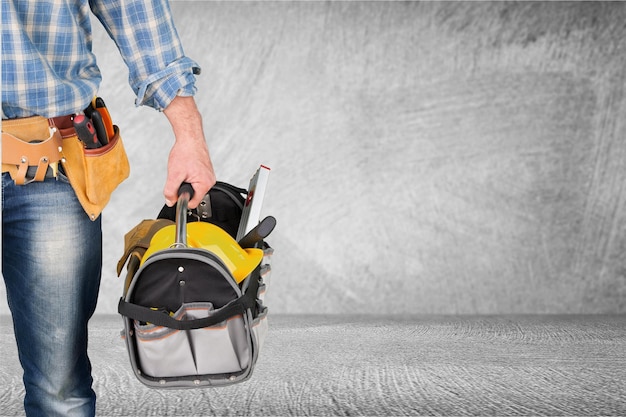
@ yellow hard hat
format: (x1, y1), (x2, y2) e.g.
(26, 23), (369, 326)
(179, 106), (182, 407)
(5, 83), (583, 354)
(141, 222), (264, 283)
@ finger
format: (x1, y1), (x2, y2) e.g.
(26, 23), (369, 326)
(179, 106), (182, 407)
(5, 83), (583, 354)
(163, 174), (186, 207)
(163, 188), (178, 207)
(187, 179), (213, 209)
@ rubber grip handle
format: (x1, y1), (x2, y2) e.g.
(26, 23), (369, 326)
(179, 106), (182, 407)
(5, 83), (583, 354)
(73, 114), (99, 149)
(238, 216), (276, 248)
(90, 110), (108, 146)
(178, 182), (195, 200)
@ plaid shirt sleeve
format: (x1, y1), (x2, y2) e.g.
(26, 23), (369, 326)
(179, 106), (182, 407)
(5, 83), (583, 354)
(89, 0), (201, 110)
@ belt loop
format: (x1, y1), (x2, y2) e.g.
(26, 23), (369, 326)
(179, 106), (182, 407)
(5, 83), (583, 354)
(33, 156), (51, 182)
(15, 156), (29, 186)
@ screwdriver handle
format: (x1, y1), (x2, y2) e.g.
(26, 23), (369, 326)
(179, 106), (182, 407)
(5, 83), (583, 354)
(73, 114), (99, 149)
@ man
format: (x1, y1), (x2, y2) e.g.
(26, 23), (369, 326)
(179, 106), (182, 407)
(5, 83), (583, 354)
(1, 0), (216, 415)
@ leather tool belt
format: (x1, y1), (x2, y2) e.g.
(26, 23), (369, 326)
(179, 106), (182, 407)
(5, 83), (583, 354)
(2, 102), (130, 221)
(2, 115), (75, 185)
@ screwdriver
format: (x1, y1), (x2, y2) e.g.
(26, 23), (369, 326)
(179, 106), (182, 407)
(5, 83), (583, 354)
(73, 114), (100, 149)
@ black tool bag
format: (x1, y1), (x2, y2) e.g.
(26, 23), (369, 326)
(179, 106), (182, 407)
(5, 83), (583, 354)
(117, 182), (273, 388)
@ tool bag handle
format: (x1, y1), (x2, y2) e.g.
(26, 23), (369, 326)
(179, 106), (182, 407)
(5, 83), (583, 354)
(175, 182), (194, 247)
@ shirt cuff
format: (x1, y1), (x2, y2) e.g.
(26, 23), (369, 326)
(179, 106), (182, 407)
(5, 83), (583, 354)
(135, 57), (201, 110)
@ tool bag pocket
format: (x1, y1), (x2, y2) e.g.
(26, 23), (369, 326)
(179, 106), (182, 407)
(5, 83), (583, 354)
(61, 125), (130, 220)
(134, 302), (249, 377)
(134, 312), (197, 378)
(250, 254), (272, 351)
(186, 302), (250, 374)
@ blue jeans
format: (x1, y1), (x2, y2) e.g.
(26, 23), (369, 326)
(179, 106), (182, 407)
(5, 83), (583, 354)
(2, 171), (102, 417)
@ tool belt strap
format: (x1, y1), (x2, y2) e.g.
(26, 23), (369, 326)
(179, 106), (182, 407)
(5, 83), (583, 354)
(2, 115), (73, 185)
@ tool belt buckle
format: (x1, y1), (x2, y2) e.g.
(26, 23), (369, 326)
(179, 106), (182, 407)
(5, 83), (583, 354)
(2, 126), (63, 185)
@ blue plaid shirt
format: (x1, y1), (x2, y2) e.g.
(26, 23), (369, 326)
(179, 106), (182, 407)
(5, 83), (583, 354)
(2, 0), (200, 119)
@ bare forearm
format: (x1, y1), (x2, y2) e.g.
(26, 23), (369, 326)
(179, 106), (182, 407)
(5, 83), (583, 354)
(164, 96), (204, 143)
(162, 96), (216, 208)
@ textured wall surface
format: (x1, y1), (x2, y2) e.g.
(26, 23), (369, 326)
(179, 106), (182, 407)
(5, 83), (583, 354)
(2, 1), (626, 315)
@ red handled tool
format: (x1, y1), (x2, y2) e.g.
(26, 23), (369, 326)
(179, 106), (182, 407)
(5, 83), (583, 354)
(73, 114), (100, 149)
(84, 97), (110, 146)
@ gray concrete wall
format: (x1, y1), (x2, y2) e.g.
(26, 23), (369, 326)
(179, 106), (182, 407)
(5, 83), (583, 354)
(2, 1), (626, 315)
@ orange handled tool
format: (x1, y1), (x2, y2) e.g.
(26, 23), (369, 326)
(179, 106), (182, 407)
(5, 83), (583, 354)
(92, 97), (115, 140)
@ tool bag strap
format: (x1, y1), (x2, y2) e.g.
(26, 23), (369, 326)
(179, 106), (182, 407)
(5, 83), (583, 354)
(118, 295), (251, 330)
(212, 181), (247, 207)
(118, 267), (261, 331)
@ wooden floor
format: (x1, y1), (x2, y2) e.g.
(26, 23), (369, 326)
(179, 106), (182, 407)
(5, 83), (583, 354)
(1, 314), (625, 416)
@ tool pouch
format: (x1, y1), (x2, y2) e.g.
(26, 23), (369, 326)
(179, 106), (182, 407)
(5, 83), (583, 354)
(60, 125), (130, 220)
